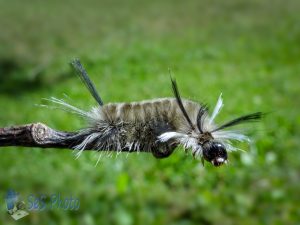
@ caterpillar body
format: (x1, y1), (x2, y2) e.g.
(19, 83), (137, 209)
(49, 59), (262, 167)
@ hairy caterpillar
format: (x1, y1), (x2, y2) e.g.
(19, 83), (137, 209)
(48, 59), (262, 167)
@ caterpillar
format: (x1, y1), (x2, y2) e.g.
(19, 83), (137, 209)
(48, 59), (262, 167)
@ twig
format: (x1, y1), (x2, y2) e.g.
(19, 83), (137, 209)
(0, 123), (152, 154)
(0, 123), (77, 149)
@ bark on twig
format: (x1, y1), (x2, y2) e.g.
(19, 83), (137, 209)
(0, 123), (78, 149)
(0, 123), (153, 154)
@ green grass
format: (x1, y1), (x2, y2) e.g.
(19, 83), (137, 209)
(0, 0), (299, 224)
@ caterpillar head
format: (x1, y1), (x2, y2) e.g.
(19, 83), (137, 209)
(197, 132), (228, 167)
(158, 79), (262, 167)
(193, 95), (262, 167)
(202, 141), (227, 167)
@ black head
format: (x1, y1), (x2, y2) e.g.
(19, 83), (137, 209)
(202, 141), (228, 167)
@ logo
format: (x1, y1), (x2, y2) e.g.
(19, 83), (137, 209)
(5, 189), (29, 220)
(4, 189), (80, 220)
(27, 193), (80, 211)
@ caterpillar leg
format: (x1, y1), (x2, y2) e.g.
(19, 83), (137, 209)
(151, 143), (177, 159)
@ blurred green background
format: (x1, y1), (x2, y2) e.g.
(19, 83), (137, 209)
(0, 0), (299, 224)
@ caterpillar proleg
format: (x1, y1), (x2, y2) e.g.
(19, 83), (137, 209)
(48, 59), (262, 167)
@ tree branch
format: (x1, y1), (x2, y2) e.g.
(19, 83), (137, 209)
(0, 123), (79, 149)
(0, 123), (154, 154)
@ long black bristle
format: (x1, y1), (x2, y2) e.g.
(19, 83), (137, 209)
(171, 78), (195, 130)
(196, 105), (208, 133)
(71, 59), (104, 106)
(212, 112), (263, 132)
